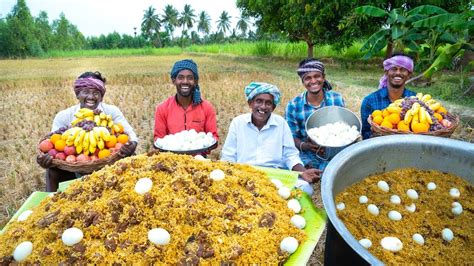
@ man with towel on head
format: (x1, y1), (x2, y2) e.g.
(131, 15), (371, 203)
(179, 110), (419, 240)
(285, 58), (345, 171)
(221, 82), (321, 195)
(36, 71), (138, 192)
(360, 53), (416, 139)
(154, 59), (219, 143)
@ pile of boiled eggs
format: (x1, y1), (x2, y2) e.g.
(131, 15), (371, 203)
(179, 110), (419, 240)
(154, 129), (215, 151)
(307, 122), (360, 147)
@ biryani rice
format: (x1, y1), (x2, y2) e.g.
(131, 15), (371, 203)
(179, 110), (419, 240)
(0, 152), (305, 264)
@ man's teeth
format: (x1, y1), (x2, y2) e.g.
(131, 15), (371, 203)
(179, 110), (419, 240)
(258, 110), (265, 114)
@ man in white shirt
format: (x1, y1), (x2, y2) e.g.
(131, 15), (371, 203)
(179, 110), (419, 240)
(221, 82), (321, 194)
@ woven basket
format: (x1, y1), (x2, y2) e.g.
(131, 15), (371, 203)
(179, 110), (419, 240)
(369, 112), (459, 138)
(37, 136), (122, 174)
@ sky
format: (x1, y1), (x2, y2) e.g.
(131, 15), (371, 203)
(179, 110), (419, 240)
(0, 0), (245, 37)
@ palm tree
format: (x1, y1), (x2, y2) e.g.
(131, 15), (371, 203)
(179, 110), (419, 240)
(236, 15), (250, 37)
(178, 4), (196, 38)
(197, 11), (211, 37)
(141, 6), (161, 46)
(162, 5), (178, 39)
(216, 11), (231, 36)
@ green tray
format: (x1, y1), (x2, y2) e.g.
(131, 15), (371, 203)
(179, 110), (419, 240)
(2, 166), (326, 264)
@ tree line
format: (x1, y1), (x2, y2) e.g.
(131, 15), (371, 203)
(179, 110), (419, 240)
(0, 0), (256, 57)
(1, 0), (472, 74)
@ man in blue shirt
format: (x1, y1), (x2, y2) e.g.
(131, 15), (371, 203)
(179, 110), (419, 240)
(360, 53), (417, 139)
(285, 59), (345, 170)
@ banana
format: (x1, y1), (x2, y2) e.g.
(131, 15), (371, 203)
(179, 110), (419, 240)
(82, 131), (90, 155)
(425, 99), (436, 105)
(106, 114), (112, 121)
(97, 139), (104, 150)
(112, 124), (121, 134)
(421, 94), (432, 102)
(71, 118), (82, 126)
(75, 144), (82, 154)
(394, 99), (404, 105)
(74, 129), (86, 147)
(416, 92), (423, 99)
(426, 110), (433, 124)
(428, 102), (441, 111)
(61, 128), (73, 140)
(419, 107), (427, 124)
(89, 131), (97, 154)
(99, 127), (111, 142)
(404, 109), (413, 124)
(100, 120), (108, 127)
(411, 102), (420, 115)
(94, 115), (101, 125)
(66, 127), (82, 146)
(99, 112), (107, 120)
(107, 120), (114, 128)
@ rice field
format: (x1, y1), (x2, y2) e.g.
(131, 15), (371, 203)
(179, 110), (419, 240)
(0, 53), (472, 264)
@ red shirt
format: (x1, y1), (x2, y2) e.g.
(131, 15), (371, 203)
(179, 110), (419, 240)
(154, 95), (219, 141)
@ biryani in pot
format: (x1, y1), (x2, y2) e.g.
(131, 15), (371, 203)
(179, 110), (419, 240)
(335, 168), (474, 264)
(0, 152), (305, 264)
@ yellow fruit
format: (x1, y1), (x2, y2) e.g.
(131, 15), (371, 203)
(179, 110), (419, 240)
(433, 113), (443, 122)
(437, 106), (447, 114)
(381, 119), (393, 129)
(382, 109), (391, 118)
(49, 134), (62, 144)
(98, 149), (111, 159)
(373, 115), (384, 125)
(412, 122), (430, 133)
(387, 106), (401, 114)
(387, 113), (401, 125)
(397, 121), (410, 132)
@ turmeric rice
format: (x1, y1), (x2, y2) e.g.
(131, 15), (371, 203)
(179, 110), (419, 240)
(0, 152), (305, 264)
(336, 168), (474, 264)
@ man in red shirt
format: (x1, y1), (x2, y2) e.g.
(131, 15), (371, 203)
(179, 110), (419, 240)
(154, 59), (219, 144)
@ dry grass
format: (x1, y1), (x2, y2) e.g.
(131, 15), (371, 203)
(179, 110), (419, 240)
(0, 54), (472, 264)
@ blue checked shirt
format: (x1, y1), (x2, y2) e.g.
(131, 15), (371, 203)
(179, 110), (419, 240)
(285, 90), (345, 170)
(360, 87), (416, 139)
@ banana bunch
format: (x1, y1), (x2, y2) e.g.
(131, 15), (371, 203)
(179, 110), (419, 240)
(403, 102), (433, 125)
(415, 93), (442, 112)
(94, 112), (115, 128)
(71, 108), (95, 126)
(61, 126), (112, 155)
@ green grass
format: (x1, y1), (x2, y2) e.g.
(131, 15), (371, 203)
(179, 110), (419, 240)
(41, 41), (376, 60)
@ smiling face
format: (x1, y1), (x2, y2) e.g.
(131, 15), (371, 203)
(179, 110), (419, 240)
(77, 88), (103, 109)
(386, 66), (410, 89)
(249, 93), (275, 128)
(302, 71), (325, 95)
(172, 69), (196, 98)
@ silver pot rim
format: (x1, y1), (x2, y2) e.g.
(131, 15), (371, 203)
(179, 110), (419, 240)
(321, 135), (474, 264)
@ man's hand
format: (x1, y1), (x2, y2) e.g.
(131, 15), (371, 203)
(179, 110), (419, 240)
(37, 153), (53, 168)
(119, 141), (138, 157)
(301, 138), (325, 156)
(300, 168), (322, 183)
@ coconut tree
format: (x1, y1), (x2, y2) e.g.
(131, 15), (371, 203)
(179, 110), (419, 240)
(141, 6), (161, 47)
(236, 14), (250, 37)
(178, 4), (196, 38)
(216, 11), (231, 35)
(197, 11), (211, 37)
(162, 5), (179, 39)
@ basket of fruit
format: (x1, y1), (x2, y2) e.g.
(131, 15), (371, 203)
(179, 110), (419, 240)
(368, 93), (459, 138)
(37, 108), (130, 174)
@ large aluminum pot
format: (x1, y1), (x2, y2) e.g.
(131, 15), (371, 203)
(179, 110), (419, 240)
(305, 106), (361, 160)
(322, 135), (474, 265)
